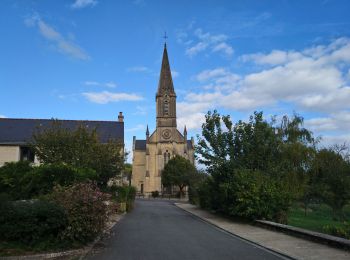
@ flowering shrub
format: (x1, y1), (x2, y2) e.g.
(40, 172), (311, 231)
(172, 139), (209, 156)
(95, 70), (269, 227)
(49, 182), (110, 244)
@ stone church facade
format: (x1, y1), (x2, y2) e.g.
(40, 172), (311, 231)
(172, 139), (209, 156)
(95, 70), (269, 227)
(132, 44), (195, 194)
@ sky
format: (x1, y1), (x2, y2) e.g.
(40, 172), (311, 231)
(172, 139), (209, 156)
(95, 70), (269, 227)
(1, 0), (350, 160)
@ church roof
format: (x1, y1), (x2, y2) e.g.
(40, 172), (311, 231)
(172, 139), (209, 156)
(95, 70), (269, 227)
(157, 44), (175, 96)
(134, 140), (146, 150)
(0, 118), (124, 145)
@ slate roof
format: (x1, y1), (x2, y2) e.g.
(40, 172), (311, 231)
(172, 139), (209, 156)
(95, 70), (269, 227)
(187, 140), (193, 150)
(134, 140), (146, 150)
(0, 118), (124, 145)
(134, 139), (193, 151)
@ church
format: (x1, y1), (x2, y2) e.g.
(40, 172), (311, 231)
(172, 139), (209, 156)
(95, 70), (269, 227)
(131, 44), (195, 194)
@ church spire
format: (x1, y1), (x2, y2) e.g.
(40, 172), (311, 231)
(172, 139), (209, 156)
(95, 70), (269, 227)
(157, 43), (175, 96)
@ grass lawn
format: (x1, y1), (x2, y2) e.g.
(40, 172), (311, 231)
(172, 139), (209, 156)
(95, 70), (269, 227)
(288, 203), (350, 236)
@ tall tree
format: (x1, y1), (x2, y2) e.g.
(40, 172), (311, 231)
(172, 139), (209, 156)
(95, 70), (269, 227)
(31, 120), (124, 187)
(162, 155), (197, 197)
(311, 148), (350, 220)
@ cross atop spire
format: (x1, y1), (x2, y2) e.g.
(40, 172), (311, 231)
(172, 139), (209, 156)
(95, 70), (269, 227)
(156, 43), (175, 96)
(163, 31), (168, 44)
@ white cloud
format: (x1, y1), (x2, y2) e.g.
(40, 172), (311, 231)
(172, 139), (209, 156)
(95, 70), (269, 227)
(133, 106), (148, 115)
(127, 66), (152, 73)
(305, 111), (350, 132)
(71, 0), (98, 9)
(84, 81), (100, 86)
(185, 28), (234, 58)
(126, 124), (145, 132)
(82, 91), (143, 104)
(212, 42), (234, 57)
(105, 81), (117, 88)
(84, 81), (117, 88)
(25, 16), (89, 60)
(177, 101), (212, 130)
(171, 70), (179, 78)
(181, 37), (350, 146)
(0, 115), (6, 118)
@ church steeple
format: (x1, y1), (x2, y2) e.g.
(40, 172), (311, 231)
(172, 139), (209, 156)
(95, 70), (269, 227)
(157, 44), (175, 96)
(156, 43), (177, 128)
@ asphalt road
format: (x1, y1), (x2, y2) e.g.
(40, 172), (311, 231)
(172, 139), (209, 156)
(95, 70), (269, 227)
(85, 199), (287, 260)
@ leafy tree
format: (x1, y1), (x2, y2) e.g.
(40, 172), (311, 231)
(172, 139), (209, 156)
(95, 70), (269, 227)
(196, 110), (316, 222)
(31, 120), (124, 187)
(162, 155), (197, 197)
(311, 148), (350, 220)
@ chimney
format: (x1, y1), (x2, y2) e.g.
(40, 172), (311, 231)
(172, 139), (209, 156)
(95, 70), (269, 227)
(118, 112), (124, 122)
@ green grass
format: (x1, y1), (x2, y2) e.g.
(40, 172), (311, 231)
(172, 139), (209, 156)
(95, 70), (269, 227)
(288, 203), (350, 235)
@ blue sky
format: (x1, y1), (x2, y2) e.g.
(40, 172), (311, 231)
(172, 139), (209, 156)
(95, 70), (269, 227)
(1, 0), (350, 159)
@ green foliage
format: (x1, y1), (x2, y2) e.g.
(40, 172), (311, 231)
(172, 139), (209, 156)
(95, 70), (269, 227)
(0, 161), (32, 200)
(0, 200), (67, 245)
(109, 185), (136, 212)
(311, 149), (350, 220)
(0, 161), (98, 200)
(31, 120), (124, 187)
(323, 222), (350, 239)
(151, 190), (159, 198)
(162, 155), (197, 195)
(188, 170), (208, 205)
(48, 182), (109, 244)
(288, 203), (350, 235)
(22, 164), (97, 198)
(196, 110), (316, 222)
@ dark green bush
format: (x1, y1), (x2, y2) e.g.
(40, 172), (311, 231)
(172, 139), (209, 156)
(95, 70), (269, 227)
(151, 190), (159, 198)
(0, 200), (67, 245)
(198, 169), (292, 222)
(22, 164), (97, 198)
(48, 183), (109, 244)
(0, 161), (32, 200)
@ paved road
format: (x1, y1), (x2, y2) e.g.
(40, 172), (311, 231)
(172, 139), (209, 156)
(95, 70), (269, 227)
(85, 199), (287, 260)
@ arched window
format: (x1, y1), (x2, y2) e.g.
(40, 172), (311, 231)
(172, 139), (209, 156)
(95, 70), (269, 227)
(164, 150), (171, 165)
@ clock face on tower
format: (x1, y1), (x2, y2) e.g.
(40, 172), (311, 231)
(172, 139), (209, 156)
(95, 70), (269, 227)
(162, 129), (172, 139)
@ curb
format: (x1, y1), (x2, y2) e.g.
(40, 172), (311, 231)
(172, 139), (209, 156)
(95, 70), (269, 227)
(78, 212), (126, 260)
(174, 204), (296, 260)
(0, 213), (125, 260)
(255, 220), (350, 251)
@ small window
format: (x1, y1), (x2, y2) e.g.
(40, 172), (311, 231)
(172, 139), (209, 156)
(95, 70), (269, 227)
(164, 100), (169, 115)
(20, 147), (35, 162)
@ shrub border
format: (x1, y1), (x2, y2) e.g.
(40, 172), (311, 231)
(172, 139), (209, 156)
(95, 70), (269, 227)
(0, 213), (126, 260)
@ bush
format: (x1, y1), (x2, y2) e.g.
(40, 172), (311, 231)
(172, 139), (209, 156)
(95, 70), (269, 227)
(0, 161), (32, 200)
(323, 222), (350, 239)
(198, 169), (292, 222)
(108, 185), (136, 212)
(48, 182), (109, 244)
(151, 190), (159, 198)
(22, 164), (97, 198)
(0, 200), (67, 245)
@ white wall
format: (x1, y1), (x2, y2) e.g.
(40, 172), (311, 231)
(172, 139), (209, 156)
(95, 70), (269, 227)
(0, 146), (20, 166)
